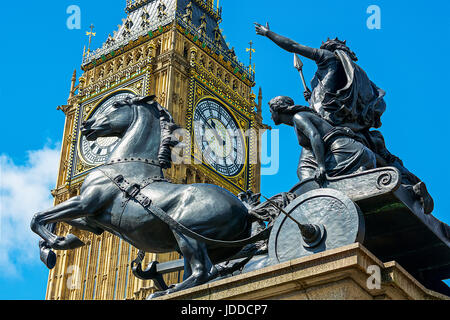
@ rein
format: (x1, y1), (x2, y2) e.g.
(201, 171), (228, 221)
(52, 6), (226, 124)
(107, 158), (162, 167)
(99, 169), (271, 248)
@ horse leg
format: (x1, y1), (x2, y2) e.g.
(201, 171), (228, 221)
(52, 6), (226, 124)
(66, 218), (104, 236)
(31, 187), (105, 250)
(148, 232), (218, 299)
(37, 218), (103, 269)
(182, 256), (193, 281)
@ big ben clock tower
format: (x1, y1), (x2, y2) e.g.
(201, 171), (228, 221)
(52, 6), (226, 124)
(47, 0), (266, 300)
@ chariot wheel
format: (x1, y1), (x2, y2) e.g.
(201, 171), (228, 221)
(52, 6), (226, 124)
(268, 188), (365, 264)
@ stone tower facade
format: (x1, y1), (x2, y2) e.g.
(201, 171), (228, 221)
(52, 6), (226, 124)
(46, 0), (266, 300)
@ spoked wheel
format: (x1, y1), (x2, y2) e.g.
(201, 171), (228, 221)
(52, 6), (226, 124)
(268, 188), (365, 264)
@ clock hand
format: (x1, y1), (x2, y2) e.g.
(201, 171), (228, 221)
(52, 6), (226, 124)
(207, 120), (226, 147)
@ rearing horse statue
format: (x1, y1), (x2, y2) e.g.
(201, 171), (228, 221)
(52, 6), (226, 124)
(30, 95), (255, 298)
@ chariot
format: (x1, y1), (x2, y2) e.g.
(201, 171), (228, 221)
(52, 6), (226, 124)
(144, 167), (450, 296)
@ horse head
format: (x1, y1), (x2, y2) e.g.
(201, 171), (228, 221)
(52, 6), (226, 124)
(80, 95), (155, 141)
(81, 95), (179, 169)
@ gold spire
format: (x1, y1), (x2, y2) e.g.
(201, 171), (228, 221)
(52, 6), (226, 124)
(69, 70), (77, 99)
(246, 40), (256, 73)
(83, 24), (96, 59)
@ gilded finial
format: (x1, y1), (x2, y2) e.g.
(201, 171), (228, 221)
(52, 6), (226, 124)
(83, 24), (96, 59)
(246, 40), (256, 73)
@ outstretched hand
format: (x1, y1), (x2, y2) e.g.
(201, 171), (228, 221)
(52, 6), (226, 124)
(254, 22), (270, 37)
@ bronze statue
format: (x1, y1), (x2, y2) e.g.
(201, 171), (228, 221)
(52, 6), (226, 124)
(255, 22), (386, 133)
(30, 91), (449, 296)
(30, 96), (269, 299)
(29, 22), (450, 298)
(268, 96), (376, 183)
(255, 22), (434, 214)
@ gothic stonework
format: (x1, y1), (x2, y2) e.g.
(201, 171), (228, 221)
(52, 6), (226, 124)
(46, 0), (266, 300)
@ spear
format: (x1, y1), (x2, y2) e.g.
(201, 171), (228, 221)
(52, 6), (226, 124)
(294, 54), (310, 93)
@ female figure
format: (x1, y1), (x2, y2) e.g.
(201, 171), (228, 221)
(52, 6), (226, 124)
(256, 23), (386, 133)
(269, 96), (376, 182)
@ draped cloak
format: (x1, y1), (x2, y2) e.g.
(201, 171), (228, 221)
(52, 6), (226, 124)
(310, 49), (386, 132)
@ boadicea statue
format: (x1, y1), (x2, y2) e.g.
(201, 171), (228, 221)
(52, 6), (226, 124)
(255, 22), (433, 214)
(31, 24), (450, 299)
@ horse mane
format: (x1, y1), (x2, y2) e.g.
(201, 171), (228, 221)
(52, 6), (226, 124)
(116, 95), (180, 169)
(156, 102), (180, 169)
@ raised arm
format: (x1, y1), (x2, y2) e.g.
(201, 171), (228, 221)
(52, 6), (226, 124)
(255, 22), (319, 61)
(292, 113), (327, 183)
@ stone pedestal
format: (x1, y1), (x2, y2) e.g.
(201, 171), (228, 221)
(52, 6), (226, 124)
(155, 244), (449, 300)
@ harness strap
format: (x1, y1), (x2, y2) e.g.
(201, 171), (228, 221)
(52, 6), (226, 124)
(107, 158), (162, 167)
(101, 170), (271, 248)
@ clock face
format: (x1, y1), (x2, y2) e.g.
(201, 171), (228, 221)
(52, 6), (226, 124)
(193, 98), (246, 177)
(79, 91), (136, 165)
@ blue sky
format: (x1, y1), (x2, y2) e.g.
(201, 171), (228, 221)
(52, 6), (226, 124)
(0, 0), (449, 299)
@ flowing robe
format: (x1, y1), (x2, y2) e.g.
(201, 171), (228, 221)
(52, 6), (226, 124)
(309, 49), (386, 132)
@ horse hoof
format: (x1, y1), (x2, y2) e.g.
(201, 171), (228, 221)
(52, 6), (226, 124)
(40, 247), (57, 269)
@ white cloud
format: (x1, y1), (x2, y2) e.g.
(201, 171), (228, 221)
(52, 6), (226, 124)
(0, 144), (60, 278)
